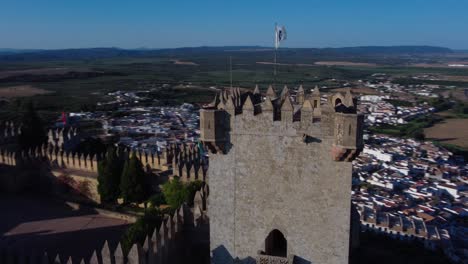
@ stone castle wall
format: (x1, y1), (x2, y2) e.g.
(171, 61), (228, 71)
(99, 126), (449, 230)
(0, 143), (206, 202)
(203, 86), (363, 264)
(358, 205), (441, 251)
(172, 145), (208, 183)
(209, 113), (353, 264)
(0, 141), (208, 205)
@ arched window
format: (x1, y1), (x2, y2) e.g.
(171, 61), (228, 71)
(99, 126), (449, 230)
(335, 98), (342, 106)
(265, 229), (287, 257)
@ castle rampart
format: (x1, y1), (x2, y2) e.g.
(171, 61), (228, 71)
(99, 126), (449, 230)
(0, 121), (21, 144)
(0, 141), (205, 203)
(358, 205), (441, 251)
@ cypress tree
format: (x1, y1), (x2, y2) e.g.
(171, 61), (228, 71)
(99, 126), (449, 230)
(97, 146), (122, 203)
(18, 101), (47, 150)
(120, 152), (149, 204)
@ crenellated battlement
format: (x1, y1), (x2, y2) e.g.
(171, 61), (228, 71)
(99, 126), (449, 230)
(0, 122), (81, 151)
(0, 141), (209, 182)
(0, 142), (181, 174)
(0, 142), (207, 205)
(200, 85), (363, 162)
(207, 85), (364, 263)
(171, 143), (208, 182)
(0, 121), (22, 144)
(47, 127), (81, 151)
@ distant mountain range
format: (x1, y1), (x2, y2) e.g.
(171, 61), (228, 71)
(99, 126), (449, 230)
(0, 46), (454, 62)
(0, 48), (42, 54)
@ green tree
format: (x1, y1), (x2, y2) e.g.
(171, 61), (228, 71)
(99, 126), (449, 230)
(148, 193), (166, 208)
(186, 180), (204, 206)
(18, 101), (47, 150)
(161, 177), (188, 209)
(97, 146), (122, 203)
(161, 179), (204, 209)
(120, 153), (150, 205)
(120, 208), (162, 254)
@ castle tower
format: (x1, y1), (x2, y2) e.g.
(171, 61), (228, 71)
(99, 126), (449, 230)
(201, 85), (363, 264)
(199, 105), (230, 153)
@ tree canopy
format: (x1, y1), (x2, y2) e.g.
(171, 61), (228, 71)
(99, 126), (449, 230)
(120, 153), (150, 204)
(162, 179), (203, 209)
(97, 146), (122, 203)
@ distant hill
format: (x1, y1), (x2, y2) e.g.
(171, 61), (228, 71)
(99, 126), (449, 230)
(0, 48), (41, 55)
(0, 46), (453, 62)
(320, 46), (453, 54)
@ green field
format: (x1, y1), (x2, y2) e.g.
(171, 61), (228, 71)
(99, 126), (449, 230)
(2, 48), (468, 122)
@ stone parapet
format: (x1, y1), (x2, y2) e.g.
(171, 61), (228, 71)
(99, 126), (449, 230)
(199, 85), (363, 162)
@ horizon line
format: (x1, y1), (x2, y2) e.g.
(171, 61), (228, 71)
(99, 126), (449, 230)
(1, 45), (467, 52)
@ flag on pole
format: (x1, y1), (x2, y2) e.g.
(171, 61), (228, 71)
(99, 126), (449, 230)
(275, 25), (287, 49)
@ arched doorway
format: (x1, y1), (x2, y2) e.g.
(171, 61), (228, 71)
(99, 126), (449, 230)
(335, 98), (342, 106)
(265, 229), (287, 257)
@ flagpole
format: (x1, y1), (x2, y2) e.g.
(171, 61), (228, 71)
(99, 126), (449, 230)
(274, 49), (277, 86)
(274, 23), (277, 86)
(230, 56), (233, 89)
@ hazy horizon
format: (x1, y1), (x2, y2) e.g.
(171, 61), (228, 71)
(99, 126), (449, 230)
(0, 44), (466, 51)
(1, 0), (468, 50)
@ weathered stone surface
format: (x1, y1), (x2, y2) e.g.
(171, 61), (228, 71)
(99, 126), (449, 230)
(126, 244), (140, 264)
(148, 230), (160, 264)
(101, 240), (113, 264)
(208, 101), (355, 264)
(114, 243), (125, 264)
(89, 250), (99, 264)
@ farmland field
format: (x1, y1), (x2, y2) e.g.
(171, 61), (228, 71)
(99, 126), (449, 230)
(1, 47), (468, 122)
(424, 118), (468, 148)
(0, 85), (53, 98)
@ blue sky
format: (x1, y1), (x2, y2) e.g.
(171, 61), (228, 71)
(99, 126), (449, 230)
(1, 0), (467, 49)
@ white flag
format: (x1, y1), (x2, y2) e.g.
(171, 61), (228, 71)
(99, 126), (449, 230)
(275, 25), (287, 49)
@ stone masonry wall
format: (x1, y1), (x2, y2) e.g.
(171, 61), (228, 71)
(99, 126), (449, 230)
(209, 110), (353, 264)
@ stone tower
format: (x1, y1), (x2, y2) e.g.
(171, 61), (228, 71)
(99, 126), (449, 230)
(200, 86), (363, 264)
